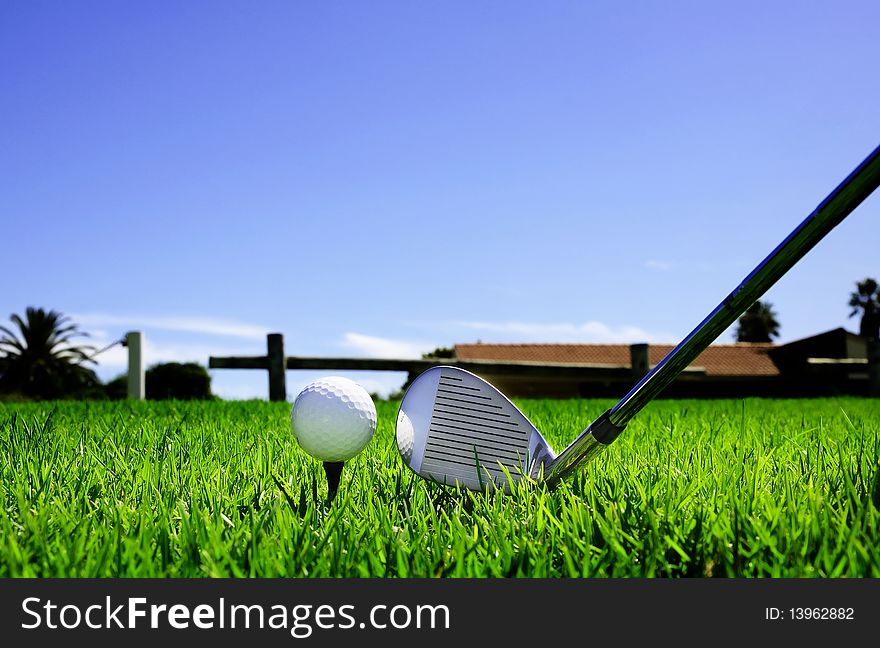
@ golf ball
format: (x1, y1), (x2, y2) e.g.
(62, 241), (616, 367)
(290, 377), (377, 462)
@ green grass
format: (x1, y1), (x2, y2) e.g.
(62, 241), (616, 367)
(1, 397), (878, 577)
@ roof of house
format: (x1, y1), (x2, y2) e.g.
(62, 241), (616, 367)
(454, 342), (780, 376)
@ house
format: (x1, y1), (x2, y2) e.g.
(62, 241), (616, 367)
(451, 328), (873, 398)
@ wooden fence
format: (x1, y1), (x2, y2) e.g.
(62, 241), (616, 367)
(209, 333), (879, 401)
(208, 334), (669, 401)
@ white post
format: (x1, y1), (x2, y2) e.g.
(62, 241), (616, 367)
(126, 331), (145, 400)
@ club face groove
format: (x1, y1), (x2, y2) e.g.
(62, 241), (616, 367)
(396, 366), (555, 491)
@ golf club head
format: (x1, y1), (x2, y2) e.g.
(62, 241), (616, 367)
(395, 366), (556, 491)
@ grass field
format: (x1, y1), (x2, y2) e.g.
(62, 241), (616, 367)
(1, 397), (878, 577)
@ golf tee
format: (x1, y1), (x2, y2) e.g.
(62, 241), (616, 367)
(323, 461), (344, 503)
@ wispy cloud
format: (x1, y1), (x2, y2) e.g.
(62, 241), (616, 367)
(452, 320), (672, 344)
(645, 259), (672, 271)
(340, 332), (431, 359)
(72, 313), (269, 340)
(87, 339), (261, 373)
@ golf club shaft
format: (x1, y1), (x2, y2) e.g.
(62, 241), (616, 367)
(609, 143), (880, 428)
(547, 143), (880, 482)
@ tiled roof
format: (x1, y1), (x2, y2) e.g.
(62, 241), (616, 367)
(454, 342), (779, 376)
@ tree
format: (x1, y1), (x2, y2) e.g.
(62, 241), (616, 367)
(849, 277), (880, 339)
(422, 346), (455, 359)
(0, 307), (100, 399)
(735, 301), (780, 343)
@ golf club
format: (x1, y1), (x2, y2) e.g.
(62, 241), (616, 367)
(396, 143), (880, 491)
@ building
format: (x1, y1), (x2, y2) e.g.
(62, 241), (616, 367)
(452, 328), (874, 398)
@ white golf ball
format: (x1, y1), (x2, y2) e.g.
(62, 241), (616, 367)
(290, 377), (377, 462)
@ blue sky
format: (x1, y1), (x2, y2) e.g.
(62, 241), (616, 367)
(2, 1), (878, 399)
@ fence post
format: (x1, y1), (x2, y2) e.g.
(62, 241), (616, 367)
(267, 333), (287, 401)
(868, 338), (880, 397)
(630, 343), (649, 380)
(126, 331), (145, 400)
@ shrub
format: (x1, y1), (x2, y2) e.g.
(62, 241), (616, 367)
(145, 362), (214, 400)
(104, 374), (127, 400)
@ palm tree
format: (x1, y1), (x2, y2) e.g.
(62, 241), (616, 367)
(849, 278), (880, 339)
(0, 307), (100, 399)
(735, 301), (780, 343)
